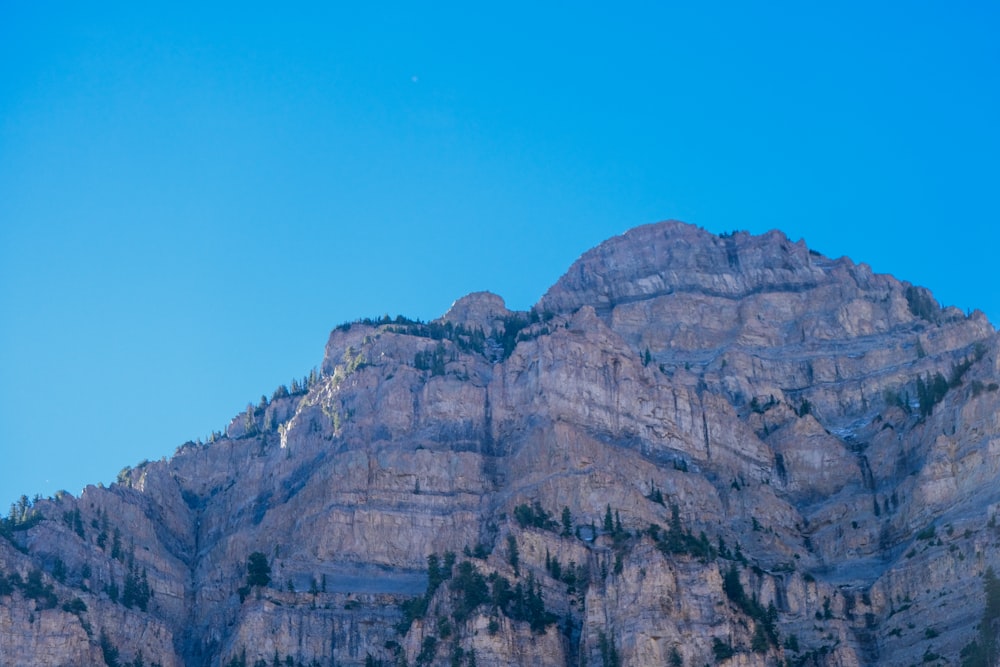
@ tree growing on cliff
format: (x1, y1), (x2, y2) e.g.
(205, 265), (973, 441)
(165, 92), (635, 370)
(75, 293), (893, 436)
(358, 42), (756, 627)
(246, 552), (271, 588)
(507, 535), (520, 576)
(962, 567), (1000, 667)
(99, 631), (121, 667)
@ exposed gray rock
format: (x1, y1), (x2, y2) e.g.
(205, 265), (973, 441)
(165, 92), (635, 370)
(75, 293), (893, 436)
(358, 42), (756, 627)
(2, 220), (998, 667)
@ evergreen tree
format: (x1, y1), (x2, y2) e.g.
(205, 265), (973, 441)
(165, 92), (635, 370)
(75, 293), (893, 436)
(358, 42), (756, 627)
(246, 552), (271, 588)
(507, 535), (519, 576)
(751, 621), (769, 653)
(450, 561), (489, 622)
(100, 632), (121, 667)
(111, 527), (123, 561)
(964, 567), (1000, 666)
(723, 564), (745, 607)
(598, 631), (620, 667)
(427, 553), (444, 595)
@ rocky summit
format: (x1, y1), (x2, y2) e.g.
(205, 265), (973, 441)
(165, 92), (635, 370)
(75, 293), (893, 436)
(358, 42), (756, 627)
(2, 221), (1000, 667)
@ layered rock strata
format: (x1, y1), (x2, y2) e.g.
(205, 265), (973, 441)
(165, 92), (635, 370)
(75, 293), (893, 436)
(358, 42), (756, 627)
(2, 221), (998, 667)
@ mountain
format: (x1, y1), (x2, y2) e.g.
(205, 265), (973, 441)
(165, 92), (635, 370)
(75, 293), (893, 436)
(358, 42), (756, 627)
(2, 221), (999, 667)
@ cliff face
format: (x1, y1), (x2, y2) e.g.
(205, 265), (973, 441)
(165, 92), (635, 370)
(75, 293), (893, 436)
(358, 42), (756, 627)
(2, 221), (999, 667)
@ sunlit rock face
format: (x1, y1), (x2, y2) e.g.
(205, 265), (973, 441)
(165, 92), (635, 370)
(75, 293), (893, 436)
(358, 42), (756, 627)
(2, 220), (998, 667)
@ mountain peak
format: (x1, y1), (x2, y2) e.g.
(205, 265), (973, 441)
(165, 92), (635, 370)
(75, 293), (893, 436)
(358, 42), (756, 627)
(2, 221), (999, 667)
(440, 291), (511, 329)
(540, 220), (824, 314)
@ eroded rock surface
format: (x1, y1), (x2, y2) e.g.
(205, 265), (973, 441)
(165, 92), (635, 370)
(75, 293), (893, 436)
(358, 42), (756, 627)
(2, 221), (998, 667)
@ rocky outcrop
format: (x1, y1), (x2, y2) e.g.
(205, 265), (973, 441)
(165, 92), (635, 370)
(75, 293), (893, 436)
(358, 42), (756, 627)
(2, 220), (998, 667)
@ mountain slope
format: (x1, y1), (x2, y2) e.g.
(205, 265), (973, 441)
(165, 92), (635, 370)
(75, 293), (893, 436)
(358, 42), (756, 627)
(2, 221), (999, 667)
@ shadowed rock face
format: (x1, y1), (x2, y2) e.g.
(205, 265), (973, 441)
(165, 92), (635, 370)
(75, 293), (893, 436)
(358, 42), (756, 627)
(2, 220), (999, 667)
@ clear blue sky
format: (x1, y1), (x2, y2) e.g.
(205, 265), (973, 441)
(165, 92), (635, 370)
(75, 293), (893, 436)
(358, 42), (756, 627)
(2, 2), (998, 509)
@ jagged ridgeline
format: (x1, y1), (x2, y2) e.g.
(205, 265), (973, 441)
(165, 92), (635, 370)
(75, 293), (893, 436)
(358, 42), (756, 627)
(3, 221), (1000, 667)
